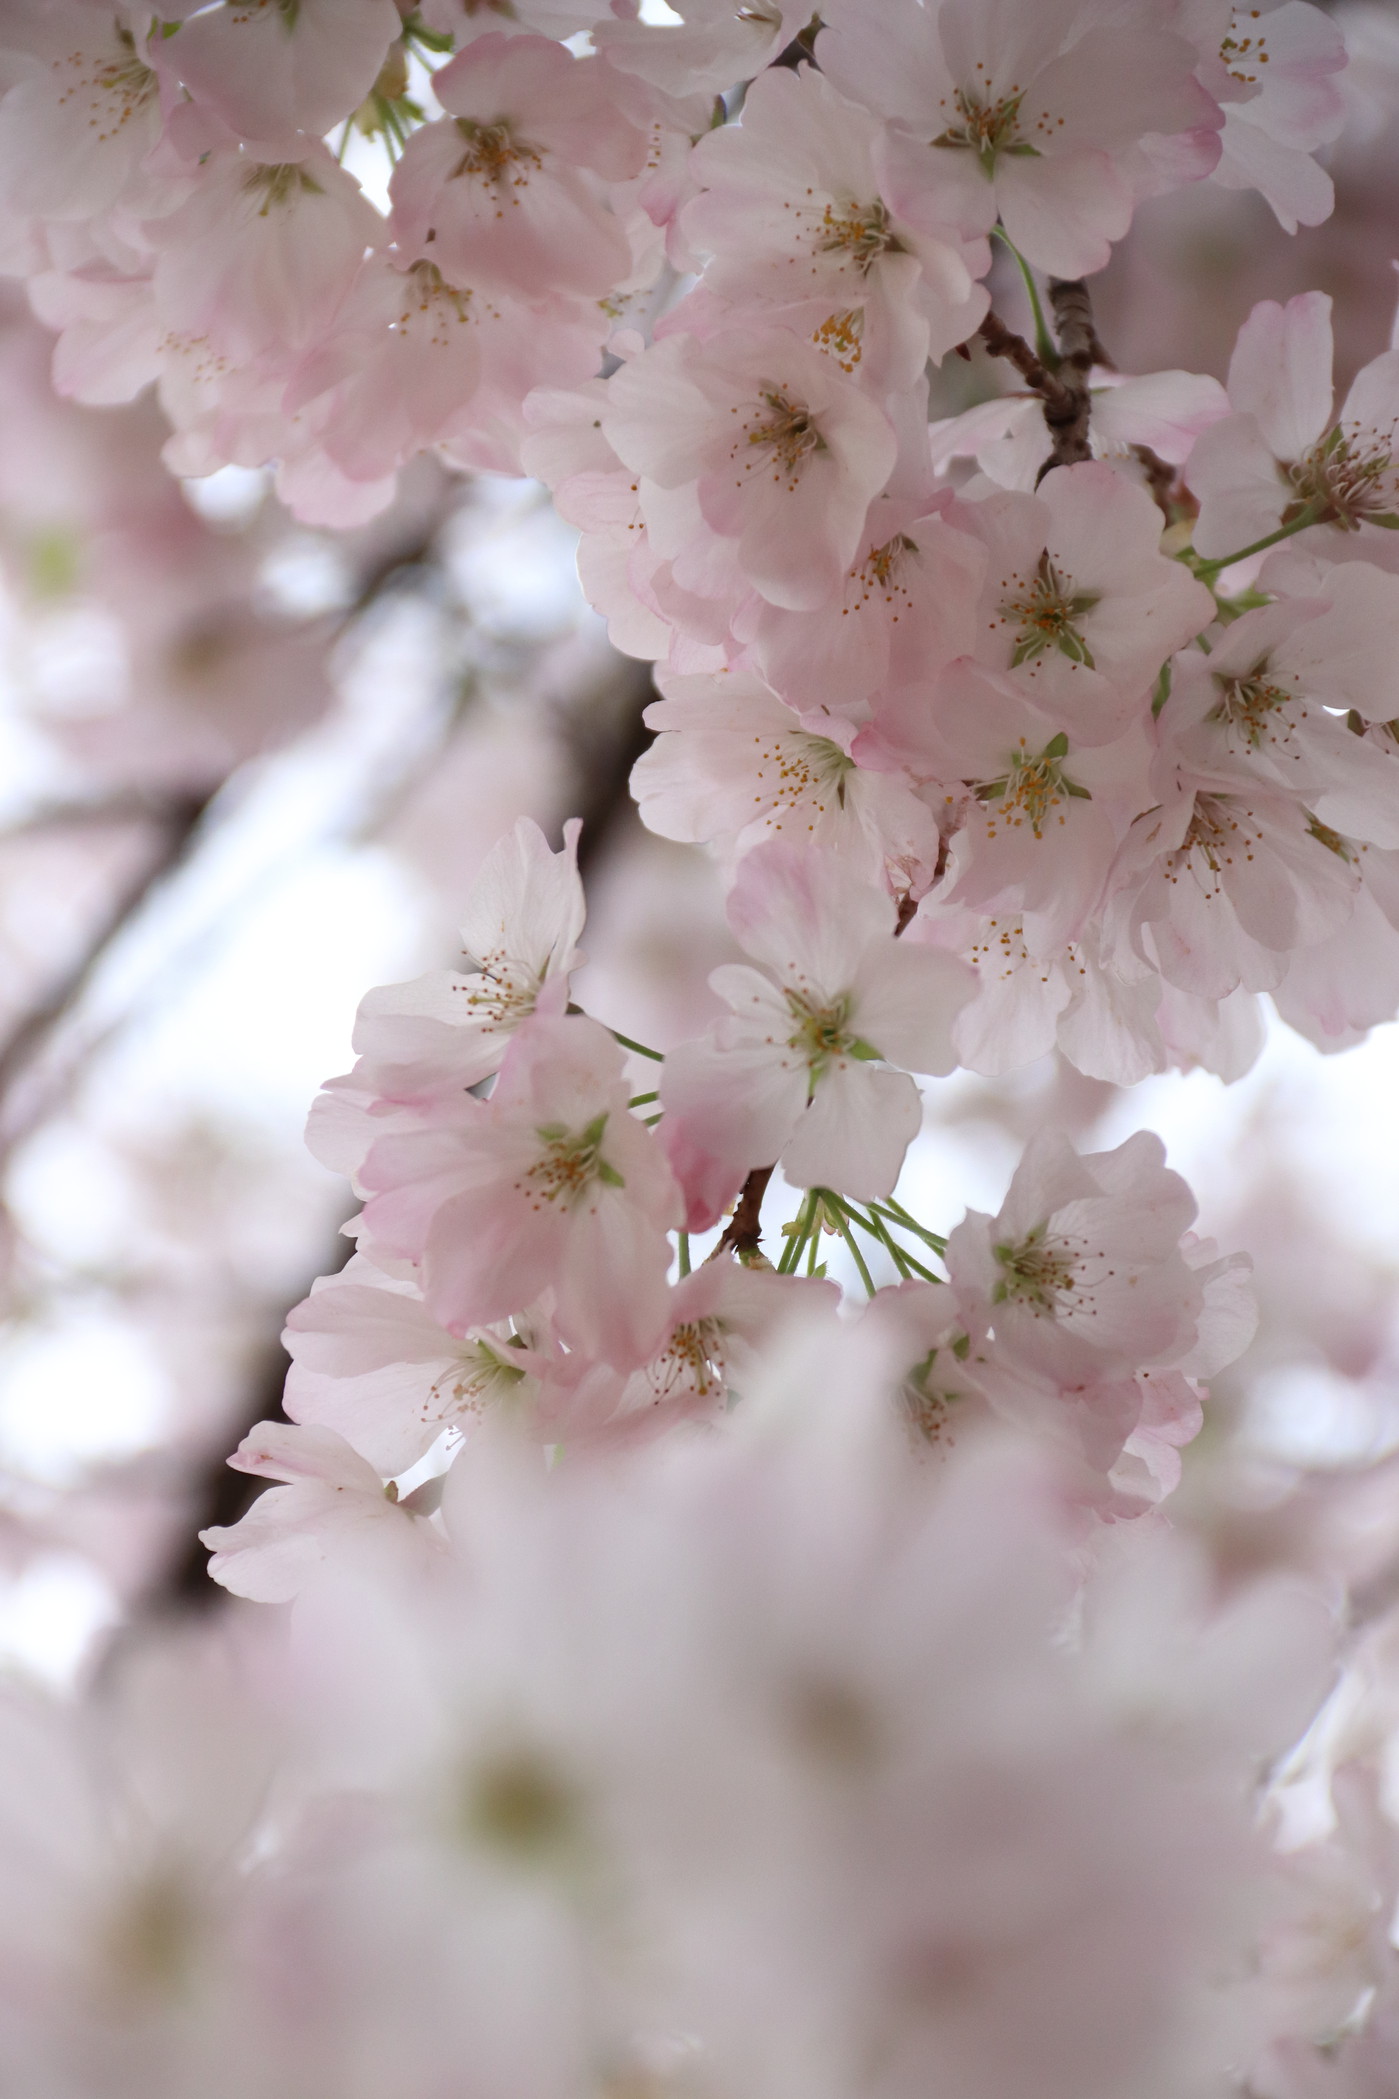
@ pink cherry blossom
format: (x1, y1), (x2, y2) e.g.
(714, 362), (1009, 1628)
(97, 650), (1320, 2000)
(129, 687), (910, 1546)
(0, 7), (186, 228)
(284, 1255), (552, 1478)
(735, 491), (987, 722)
(1184, 0), (1348, 233)
(540, 1260), (835, 1445)
(601, 325), (898, 612)
(632, 669), (945, 890)
(961, 462), (1217, 744)
(359, 1012), (682, 1369)
(308, 817), (586, 1182)
(200, 1420), (443, 1602)
(1108, 704), (1360, 1001)
(389, 36), (648, 301)
(660, 840), (974, 1223)
(680, 65), (989, 383)
(946, 1129), (1207, 1397)
(1189, 293), (1399, 562)
(147, 145), (381, 364)
(160, 0), (402, 158)
(817, 0), (1223, 278)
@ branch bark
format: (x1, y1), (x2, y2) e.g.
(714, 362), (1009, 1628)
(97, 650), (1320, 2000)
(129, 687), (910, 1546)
(716, 1164), (774, 1260)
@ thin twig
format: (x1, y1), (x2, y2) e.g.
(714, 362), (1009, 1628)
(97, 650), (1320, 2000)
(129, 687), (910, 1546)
(716, 1164), (775, 1259)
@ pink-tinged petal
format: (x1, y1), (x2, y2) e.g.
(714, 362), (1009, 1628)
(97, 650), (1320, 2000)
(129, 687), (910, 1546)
(994, 149), (1131, 281)
(169, 0), (400, 154)
(556, 1189), (675, 1368)
(1213, 107), (1334, 233)
(661, 1034), (809, 1190)
(1225, 292), (1334, 458)
(727, 839), (894, 996)
(848, 943), (975, 1077)
(1187, 414), (1294, 562)
(781, 1061), (922, 1200)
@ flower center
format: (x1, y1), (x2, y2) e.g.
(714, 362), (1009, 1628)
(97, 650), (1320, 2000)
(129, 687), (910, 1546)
(452, 943), (539, 1030)
(736, 387), (825, 488)
(811, 308), (866, 372)
(521, 1113), (622, 1207)
(241, 162), (325, 213)
(1285, 425), (1399, 530)
(784, 990), (877, 1089)
(815, 198), (900, 273)
(90, 30), (160, 128)
(427, 1338), (529, 1429)
(451, 117), (542, 186)
(998, 551), (1100, 668)
(975, 731), (1089, 838)
(992, 1228), (1081, 1313)
(752, 731), (853, 829)
(932, 85), (1034, 175)
(1209, 664), (1296, 749)
(648, 1317), (728, 1402)
(1220, 7), (1270, 86)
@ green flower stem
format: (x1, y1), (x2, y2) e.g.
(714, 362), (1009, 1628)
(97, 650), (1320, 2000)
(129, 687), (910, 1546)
(845, 1199), (941, 1283)
(992, 228), (1057, 369)
(677, 1231), (691, 1279)
(604, 1032), (666, 1066)
(1192, 506), (1324, 580)
(873, 1197), (948, 1254)
(777, 1191), (819, 1275)
(628, 1091), (659, 1109)
(820, 1193), (877, 1298)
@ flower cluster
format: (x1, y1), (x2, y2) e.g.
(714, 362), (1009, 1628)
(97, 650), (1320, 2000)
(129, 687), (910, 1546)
(1, 1353), (1371, 2099)
(0, 0), (1343, 525)
(10, 7), (1399, 2095)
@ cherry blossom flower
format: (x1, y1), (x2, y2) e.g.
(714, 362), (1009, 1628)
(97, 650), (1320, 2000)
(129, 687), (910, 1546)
(632, 669), (945, 886)
(680, 64), (989, 382)
(159, 0), (402, 158)
(0, 8), (188, 230)
(389, 35), (648, 301)
(308, 817), (586, 1181)
(200, 1420), (443, 1602)
(601, 325), (898, 612)
(817, 0), (1223, 278)
(866, 661), (1152, 947)
(1110, 690), (1361, 999)
(359, 1012), (682, 1368)
(283, 1255), (552, 1478)
(539, 1260), (834, 1446)
(660, 840), (973, 1223)
(1164, 580), (1399, 847)
(960, 462), (1217, 743)
(1189, 292), (1399, 562)
(147, 145), (382, 364)
(946, 1130), (1208, 1398)
(736, 491), (987, 721)
(1184, 0), (1349, 233)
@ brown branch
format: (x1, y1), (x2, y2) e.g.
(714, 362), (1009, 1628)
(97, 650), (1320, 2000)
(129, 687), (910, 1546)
(716, 1164), (774, 1260)
(977, 310), (1069, 403)
(0, 793), (212, 1143)
(1037, 277), (1105, 480)
(1132, 443), (1178, 521)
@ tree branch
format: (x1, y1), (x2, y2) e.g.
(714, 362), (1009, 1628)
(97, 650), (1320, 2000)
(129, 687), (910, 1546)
(1038, 277), (1107, 479)
(716, 1165), (774, 1260)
